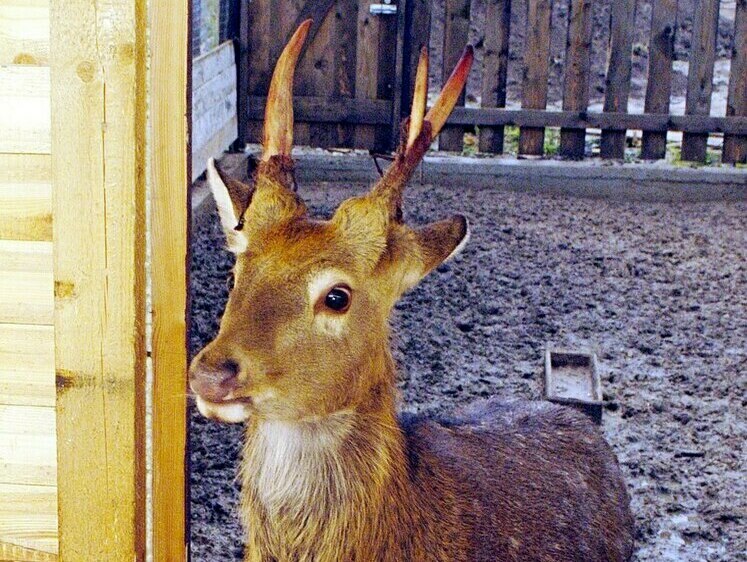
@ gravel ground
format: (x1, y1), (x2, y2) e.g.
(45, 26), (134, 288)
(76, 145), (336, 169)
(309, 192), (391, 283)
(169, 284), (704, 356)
(189, 174), (746, 561)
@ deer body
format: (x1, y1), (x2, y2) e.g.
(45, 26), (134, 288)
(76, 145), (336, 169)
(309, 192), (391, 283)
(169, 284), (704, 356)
(190, 21), (634, 562)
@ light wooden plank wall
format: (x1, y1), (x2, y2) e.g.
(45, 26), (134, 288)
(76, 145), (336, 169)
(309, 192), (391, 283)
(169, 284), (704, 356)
(0, 0), (49, 66)
(50, 0), (147, 558)
(0, 1), (57, 558)
(192, 40), (238, 181)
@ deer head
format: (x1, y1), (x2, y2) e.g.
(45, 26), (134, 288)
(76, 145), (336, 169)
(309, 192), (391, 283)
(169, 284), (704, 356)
(189, 20), (474, 423)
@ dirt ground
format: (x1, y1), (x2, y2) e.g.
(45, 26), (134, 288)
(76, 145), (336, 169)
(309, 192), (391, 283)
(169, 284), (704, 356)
(188, 171), (746, 561)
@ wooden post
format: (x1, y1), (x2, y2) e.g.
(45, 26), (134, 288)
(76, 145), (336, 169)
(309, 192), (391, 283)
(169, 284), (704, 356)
(600, 0), (636, 159)
(151, 0), (191, 560)
(440, 0), (472, 152)
(723, 0), (747, 164)
(479, 0), (511, 154)
(50, 0), (147, 558)
(641, 0), (678, 160)
(236, 0), (251, 147)
(519, 0), (552, 156)
(560, 0), (593, 159)
(681, 0), (720, 162)
(402, 0), (432, 126)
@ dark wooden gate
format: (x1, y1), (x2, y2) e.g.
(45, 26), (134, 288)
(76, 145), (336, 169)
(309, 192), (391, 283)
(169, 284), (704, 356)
(235, 0), (747, 164)
(236, 0), (410, 152)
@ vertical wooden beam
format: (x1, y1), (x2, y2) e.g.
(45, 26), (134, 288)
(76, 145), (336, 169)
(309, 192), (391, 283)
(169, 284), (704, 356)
(440, 0), (471, 152)
(642, 0), (678, 160)
(236, 0), (251, 147)
(479, 0), (511, 154)
(151, 0), (191, 560)
(600, 0), (636, 159)
(519, 0), (552, 156)
(50, 0), (147, 558)
(560, 0), (593, 159)
(356, 1), (391, 151)
(723, 0), (747, 164)
(402, 0), (432, 123)
(389, 0), (408, 148)
(335, 0), (360, 147)
(681, 0), (721, 162)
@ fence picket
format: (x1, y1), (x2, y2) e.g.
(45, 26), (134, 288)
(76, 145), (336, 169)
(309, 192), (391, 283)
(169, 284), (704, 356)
(642, 0), (678, 160)
(479, 0), (512, 154)
(681, 0), (720, 162)
(402, 0), (432, 126)
(440, 0), (472, 152)
(519, 0), (552, 156)
(723, 0), (747, 164)
(601, 0), (636, 159)
(560, 0), (593, 159)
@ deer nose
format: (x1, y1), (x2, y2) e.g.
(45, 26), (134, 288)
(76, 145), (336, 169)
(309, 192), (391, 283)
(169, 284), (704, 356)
(189, 358), (241, 402)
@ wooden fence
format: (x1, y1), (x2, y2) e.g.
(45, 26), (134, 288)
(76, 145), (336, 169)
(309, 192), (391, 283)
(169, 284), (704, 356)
(233, 0), (747, 164)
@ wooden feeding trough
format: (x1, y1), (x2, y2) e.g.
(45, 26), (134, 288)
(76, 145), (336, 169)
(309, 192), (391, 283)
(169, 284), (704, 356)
(544, 348), (604, 424)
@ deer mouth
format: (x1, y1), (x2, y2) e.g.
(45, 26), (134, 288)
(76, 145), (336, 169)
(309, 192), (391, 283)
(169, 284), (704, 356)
(194, 395), (253, 423)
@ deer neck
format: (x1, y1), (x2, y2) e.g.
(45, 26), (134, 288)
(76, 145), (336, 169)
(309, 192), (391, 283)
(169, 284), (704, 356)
(239, 348), (412, 557)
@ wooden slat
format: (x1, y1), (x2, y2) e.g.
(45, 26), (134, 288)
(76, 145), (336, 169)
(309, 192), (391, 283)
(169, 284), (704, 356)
(681, 0), (721, 162)
(600, 0), (637, 158)
(0, 484), (57, 556)
(356, 1), (385, 149)
(0, 66), (50, 154)
(301, 6), (337, 148)
(723, 0), (747, 164)
(479, 0), (511, 154)
(440, 0), (471, 151)
(402, 0), (432, 123)
(50, 0), (146, 558)
(236, 0), (250, 146)
(328, 0), (358, 148)
(519, 0), (552, 155)
(0, 324), (54, 408)
(192, 40), (234, 90)
(0, 241), (52, 325)
(0, 182), (52, 242)
(150, 0), (190, 559)
(0, 540), (57, 562)
(0, 0), (49, 66)
(446, 106), (747, 133)
(248, 96), (392, 124)
(0, 405), (56, 487)
(642, 0), (678, 160)
(560, 0), (593, 158)
(192, 67), (237, 150)
(0, 154), (50, 184)
(192, 116), (239, 182)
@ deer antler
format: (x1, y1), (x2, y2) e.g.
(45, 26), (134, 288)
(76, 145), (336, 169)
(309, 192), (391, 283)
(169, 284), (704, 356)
(372, 45), (474, 220)
(262, 19), (312, 161)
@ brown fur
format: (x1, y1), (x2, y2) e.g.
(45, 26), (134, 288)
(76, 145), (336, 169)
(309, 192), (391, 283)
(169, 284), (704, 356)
(189, 23), (634, 562)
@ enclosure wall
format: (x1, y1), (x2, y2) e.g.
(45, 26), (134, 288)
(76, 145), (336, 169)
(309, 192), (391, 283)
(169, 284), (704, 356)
(0, 0), (57, 558)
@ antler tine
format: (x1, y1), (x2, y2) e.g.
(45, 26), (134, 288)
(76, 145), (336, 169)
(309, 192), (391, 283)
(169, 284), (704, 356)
(262, 19), (312, 161)
(425, 45), (473, 139)
(407, 47), (429, 149)
(371, 45), (473, 219)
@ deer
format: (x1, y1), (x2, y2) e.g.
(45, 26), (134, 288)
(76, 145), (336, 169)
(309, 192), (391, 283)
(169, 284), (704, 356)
(189, 19), (635, 562)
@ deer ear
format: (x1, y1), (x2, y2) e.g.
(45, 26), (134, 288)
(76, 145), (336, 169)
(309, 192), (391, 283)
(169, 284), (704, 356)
(206, 158), (255, 253)
(398, 215), (469, 291)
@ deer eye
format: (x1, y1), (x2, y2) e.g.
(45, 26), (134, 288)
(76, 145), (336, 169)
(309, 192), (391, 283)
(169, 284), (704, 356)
(324, 285), (351, 313)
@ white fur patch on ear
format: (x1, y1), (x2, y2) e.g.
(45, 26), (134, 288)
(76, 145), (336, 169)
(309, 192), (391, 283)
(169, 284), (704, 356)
(207, 158), (248, 253)
(445, 218), (470, 262)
